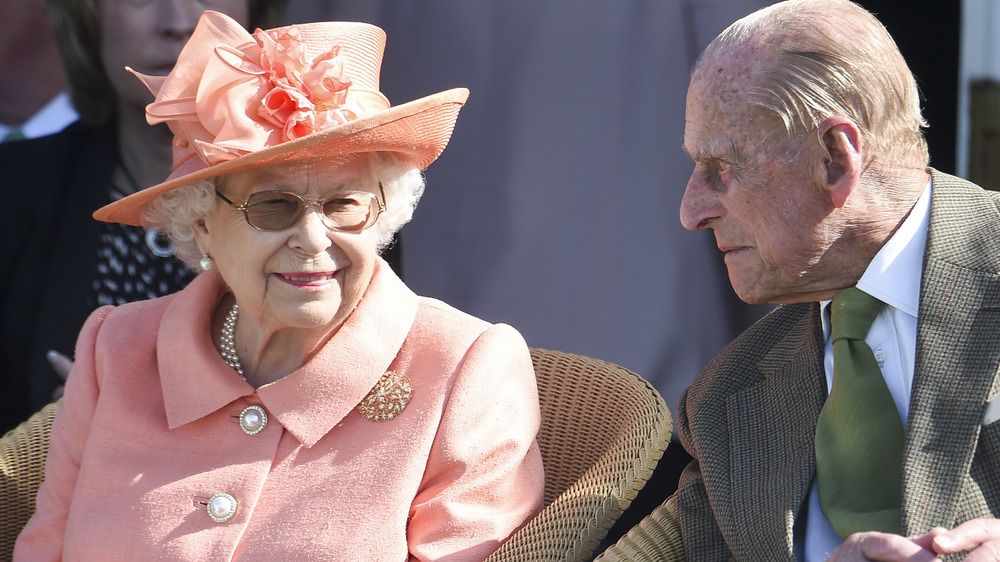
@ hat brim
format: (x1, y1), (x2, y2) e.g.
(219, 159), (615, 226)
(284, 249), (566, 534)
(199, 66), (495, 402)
(94, 87), (469, 227)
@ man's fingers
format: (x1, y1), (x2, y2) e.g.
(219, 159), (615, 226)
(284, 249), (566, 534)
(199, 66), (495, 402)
(828, 531), (940, 561)
(910, 528), (947, 551)
(932, 518), (1000, 554)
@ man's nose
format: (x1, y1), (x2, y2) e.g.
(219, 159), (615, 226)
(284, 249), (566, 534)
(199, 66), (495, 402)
(679, 173), (724, 231)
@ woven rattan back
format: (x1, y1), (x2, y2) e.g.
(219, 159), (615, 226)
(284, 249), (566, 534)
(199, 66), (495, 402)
(486, 348), (672, 562)
(0, 399), (60, 560)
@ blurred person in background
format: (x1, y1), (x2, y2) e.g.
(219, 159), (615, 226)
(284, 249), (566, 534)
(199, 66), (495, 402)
(0, 0), (283, 435)
(0, 0), (78, 142)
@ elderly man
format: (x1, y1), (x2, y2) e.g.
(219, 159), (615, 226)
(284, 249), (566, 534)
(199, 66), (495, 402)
(598, 0), (1000, 560)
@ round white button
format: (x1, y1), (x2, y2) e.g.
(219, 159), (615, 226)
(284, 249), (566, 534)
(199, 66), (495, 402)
(239, 405), (267, 436)
(207, 493), (237, 523)
(874, 349), (886, 365)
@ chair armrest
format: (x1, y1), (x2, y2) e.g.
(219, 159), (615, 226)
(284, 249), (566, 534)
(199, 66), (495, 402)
(593, 494), (684, 561)
(0, 400), (61, 559)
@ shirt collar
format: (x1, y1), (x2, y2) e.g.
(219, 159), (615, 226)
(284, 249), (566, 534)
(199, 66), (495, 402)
(20, 92), (79, 138)
(855, 179), (930, 317)
(160, 259), (419, 447)
(820, 179), (931, 331)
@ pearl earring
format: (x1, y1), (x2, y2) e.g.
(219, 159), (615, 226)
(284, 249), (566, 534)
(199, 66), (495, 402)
(199, 254), (213, 271)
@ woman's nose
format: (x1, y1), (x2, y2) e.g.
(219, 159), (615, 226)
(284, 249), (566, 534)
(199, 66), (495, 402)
(158, 0), (202, 41)
(289, 208), (335, 254)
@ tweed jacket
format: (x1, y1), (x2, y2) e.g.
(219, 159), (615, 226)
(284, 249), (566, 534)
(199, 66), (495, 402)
(673, 170), (1000, 560)
(14, 260), (545, 561)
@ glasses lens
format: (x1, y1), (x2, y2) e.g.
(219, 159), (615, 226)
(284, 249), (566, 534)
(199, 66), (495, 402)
(241, 191), (378, 232)
(245, 192), (302, 230)
(322, 193), (375, 231)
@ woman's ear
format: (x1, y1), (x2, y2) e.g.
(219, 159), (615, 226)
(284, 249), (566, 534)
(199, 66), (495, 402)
(813, 116), (862, 208)
(193, 218), (211, 257)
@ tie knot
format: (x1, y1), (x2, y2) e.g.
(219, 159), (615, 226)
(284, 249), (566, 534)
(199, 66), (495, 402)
(831, 287), (884, 341)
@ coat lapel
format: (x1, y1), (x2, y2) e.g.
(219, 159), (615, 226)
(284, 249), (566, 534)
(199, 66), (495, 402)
(903, 171), (1000, 534)
(725, 303), (827, 559)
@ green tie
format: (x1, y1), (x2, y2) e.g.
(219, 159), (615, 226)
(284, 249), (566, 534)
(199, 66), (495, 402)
(815, 287), (904, 539)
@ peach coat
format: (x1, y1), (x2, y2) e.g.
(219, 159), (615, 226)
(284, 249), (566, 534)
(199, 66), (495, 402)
(15, 260), (545, 560)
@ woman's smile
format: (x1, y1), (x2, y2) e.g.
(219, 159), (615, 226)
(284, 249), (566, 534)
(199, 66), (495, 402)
(274, 271), (339, 288)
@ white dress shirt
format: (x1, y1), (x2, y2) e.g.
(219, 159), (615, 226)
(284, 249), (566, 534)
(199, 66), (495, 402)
(804, 180), (931, 561)
(0, 91), (78, 141)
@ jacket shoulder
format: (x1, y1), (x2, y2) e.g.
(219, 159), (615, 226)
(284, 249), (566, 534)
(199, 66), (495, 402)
(408, 297), (528, 366)
(678, 302), (819, 452)
(686, 303), (816, 401)
(413, 297), (493, 338)
(89, 295), (175, 351)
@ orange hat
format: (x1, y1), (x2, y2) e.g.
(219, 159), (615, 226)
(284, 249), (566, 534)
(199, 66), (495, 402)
(95, 10), (468, 226)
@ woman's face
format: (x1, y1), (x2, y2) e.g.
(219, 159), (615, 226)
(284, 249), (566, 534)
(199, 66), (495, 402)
(97, 0), (250, 111)
(196, 159), (382, 334)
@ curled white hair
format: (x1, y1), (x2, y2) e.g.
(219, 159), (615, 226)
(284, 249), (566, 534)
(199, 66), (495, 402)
(142, 152), (425, 270)
(146, 178), (217, 270)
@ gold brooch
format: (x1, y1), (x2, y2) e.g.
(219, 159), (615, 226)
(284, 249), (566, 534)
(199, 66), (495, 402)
(356, 370), (412, 422)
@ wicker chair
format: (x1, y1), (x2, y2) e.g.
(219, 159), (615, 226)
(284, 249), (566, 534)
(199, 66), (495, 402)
(0, 349), (671, 562)
(486, 348), (672, 562)
(0, 399), (60, 560)
(591, 495), (684, 561)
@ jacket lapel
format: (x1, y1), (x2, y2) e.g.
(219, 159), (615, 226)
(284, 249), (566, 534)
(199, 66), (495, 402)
(903, 171), (1000, 534)
(725, 303), (827, 559)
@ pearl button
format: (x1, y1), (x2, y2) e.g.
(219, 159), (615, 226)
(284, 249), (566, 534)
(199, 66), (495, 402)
(239, 405), (267, 436)
(207, 493), (237, 523)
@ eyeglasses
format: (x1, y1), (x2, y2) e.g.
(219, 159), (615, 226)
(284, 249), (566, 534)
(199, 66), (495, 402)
(215, 183), (386, 232)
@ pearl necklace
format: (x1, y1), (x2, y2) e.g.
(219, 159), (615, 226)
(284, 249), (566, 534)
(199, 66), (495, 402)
(220, 303), (245, 379)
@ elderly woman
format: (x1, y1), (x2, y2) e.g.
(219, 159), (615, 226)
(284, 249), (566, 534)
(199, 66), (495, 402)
(15, 11), (544, 561)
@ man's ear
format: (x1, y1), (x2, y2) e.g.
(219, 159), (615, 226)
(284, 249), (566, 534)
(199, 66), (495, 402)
(813, 116), (862, 208)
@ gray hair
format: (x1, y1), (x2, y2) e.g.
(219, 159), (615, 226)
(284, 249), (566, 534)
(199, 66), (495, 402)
(144, 153), (425, 269)
(699, 0), (929, 170)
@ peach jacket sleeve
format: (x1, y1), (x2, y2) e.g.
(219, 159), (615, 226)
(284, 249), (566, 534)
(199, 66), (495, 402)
(14, 305), (113, 561)
(408, 322), (545, 561)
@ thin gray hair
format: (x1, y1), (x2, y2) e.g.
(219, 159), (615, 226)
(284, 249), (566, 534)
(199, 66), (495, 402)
(699, 0), (929, 170)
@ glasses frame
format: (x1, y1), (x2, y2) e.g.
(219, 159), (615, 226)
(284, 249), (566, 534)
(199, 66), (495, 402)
(215, 182), (387, 233)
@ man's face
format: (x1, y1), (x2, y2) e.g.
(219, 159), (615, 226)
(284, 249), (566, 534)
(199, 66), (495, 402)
(679, 65), (842, 305)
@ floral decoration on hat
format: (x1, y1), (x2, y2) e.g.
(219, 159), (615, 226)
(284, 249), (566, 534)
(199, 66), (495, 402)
(255, 31), (358, 140)
(130, 11), (390, 173)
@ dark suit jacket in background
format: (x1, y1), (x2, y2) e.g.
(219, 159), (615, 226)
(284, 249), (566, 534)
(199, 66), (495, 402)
(674, 170), (1000, 560)
(0, 122), (117, 433)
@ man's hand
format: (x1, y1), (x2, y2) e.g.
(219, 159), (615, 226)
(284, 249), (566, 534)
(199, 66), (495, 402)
(826, 531), (940, 561)
(928, 518), (1000, 561)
